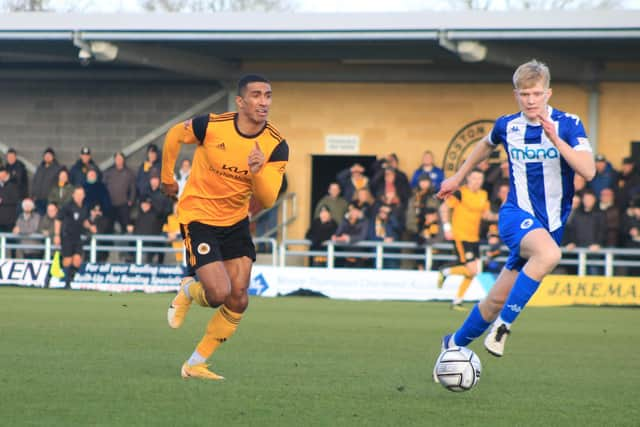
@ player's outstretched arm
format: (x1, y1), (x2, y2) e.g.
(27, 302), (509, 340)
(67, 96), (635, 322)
(436, 136), (494, 200)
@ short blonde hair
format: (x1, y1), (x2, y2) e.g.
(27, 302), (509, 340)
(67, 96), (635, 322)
(512, 59), (550, 89)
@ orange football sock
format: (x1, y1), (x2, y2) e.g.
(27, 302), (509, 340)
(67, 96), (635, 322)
(195, 305), (243, 359)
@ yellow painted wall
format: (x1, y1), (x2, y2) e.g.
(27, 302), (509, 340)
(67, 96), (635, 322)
(269, 81), (633, 240)
(599, 83), (640, 165)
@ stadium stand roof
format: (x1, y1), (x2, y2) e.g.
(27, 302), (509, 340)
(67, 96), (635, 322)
(1, 11), (640, 83)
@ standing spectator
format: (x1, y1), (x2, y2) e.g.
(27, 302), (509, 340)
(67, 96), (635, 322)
(175, 158), (192, 197)
(136, 143), (161, 198)
(0, 167), (20, 232)
(313, 182), (348, 223)
(103, 152), (136, 233)
(589, 154), (618, 198)
(599, 187), (620, 247)
(70, 147), (101, 186)
(336, 163), (369, 202)
(37, 202), (59, 239)
(145, 173), (172, 225)
(372, 153), (411, 195)
(6, 148), (28, 199)
(55, 187), (95, 288)
(410, 150), (445, 192)
(83, 169), (112, 225)
(564, 189), (607, 275)
(87, 203), (111, 262)
(331, 203), (370, 268)
(128, 196), (164, 264)
(405, 174), (439, 239)
(305, 205), (338, 267)
(372, 167), (411, 208)
(47, 168), (73, 208)
(31, 147), (62, 215)
(485, 160), (510, 201)
(368, 204), (402, 268)
(13, 198), (41, 259)
(616, 157), (640, 212)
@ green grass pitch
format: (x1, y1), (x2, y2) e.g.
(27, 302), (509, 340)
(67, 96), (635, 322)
(1, 287), (638, 426)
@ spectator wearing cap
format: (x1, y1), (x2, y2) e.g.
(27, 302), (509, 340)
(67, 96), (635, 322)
(12, 198), (42, 259)
(616, 157), (640, 212)
(589, 154), (618, 199)
(47, 168), (73, 208)
(0, 167), (20, 232)
(31, 148), (62, 215)
(336, 163), (369, 202)
(136, 143), (162, 199)
(5, 148), (28, 199)
(70, 146), (102, 186)
(103, 152), (136, 234)
(410, 150), (445, 192)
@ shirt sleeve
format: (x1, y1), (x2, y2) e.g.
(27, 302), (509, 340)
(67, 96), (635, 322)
(562, 114), (592, 153)
(487, 117), (505, 146)
(252, 140), (289, 209)
(161, 115), (209, 185)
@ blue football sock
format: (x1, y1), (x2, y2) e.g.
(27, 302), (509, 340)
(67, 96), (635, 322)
(499, 271), (540, 324)
(452, 304), (491, 346)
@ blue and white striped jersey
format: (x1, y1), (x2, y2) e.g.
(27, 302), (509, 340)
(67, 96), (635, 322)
(488, 106), (592, 232)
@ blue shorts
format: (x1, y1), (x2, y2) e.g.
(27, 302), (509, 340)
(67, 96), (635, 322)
(498, 203), (564, 271)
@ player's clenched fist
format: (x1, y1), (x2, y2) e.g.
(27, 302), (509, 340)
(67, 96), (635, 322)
(248, 141), (265, 174)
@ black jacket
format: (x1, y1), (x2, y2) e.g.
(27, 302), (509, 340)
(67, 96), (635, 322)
(0, 180), (20, 227)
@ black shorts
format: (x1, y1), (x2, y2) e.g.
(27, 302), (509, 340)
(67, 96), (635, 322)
(454, 240), (480, 264)
(61, 235), (84, 258)
(181, 218), (256, 270)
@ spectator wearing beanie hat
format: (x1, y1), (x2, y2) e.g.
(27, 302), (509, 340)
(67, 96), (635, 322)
(30, 147), (62, 215)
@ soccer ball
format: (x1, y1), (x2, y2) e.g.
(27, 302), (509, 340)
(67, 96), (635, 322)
(434, 346), (482, 392)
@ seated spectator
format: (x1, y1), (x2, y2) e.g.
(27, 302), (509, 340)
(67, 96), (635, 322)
(368, 204), (402, 269)
(128, 197), (164, 264)
(88, 203), (111, 262)
(336, 163), (369, 202)
(331, 203), (370, 268)
(417, 207), (444, 246)
(483, 227), (503, 274)
(305, 205), (338, 267)
(313, 182), (348, 223)
(48, 168), (74, 208)
(12, 198), (42, 259)
(485, 160), (510, 201)
(175, 158), (192, 197)
(6, 148), (28, 199)
(104, 151), (137, 234)
(616, 157), (640, 212)
(37, 202), (59, 238)
(0, 166), (20, 232)
(599, 187), (620, 247)
(589, 154), (618, 198)
(163, 201), (184, 264)
(564, 189), (607, 275)
(83, 169), (112, 228)
(410, 150), (445, 192)
(31, 147), (61, 215)
(70, 146), (101, 186)
(136, 143), (162, 198)
(353, 187), (376, 220)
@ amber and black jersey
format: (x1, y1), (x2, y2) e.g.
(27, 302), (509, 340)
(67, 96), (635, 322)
(161, 112), (288, 227)
(445, 186), (490, 243)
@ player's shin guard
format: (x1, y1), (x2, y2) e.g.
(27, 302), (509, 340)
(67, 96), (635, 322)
(195, 305), (242, 360)
(452, 304), (491, 347)
(498, 271), (540, 324)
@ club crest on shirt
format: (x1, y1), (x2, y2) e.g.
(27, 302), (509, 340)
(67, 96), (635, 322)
(520, 218), (534, 229)
(197, 243), (211, 255)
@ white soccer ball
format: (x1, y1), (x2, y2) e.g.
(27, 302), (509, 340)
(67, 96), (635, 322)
(434, 346), (482, 392)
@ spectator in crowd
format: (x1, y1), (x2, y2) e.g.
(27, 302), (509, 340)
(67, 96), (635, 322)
(406, 174), (439, 240)
(83, 169), (112, 228)
(175, 158), (192, 197)
(136, 143), (162, 198)
(368, 204), (402, 268)
(55, 187), (95, 288)
(410, 150), (445, 192)
(485, 160), (510, 201)
(331, 203), (370, 268)
(305, 205), (338, 267)
(378, 189), (406, 232)
(481, 181), (509, 241)
(128, 196), (164, 264)
(371, 153), (411, 195)
(372, 167), (411, 209)
(417, 207), (444, 246)
(103, 151), (136, 234)
(31, 147), (61, 215)
(70, 146), (101, 186)
(145, 173), (173, 225)
(313, 182), (348, 223)
(483, 227), (504, 274)
(599, 187), (620, 247)
(37, 202), (58, 238)
(564, 189), (607, 275)
(616, 157), (640, 212)
(6, 148), (28, 199)
(87, 203), (111, 262)
(0, 166), (20, 232)
(47, 168), (73, 208)
(621, 197), (640, 275)
(589, 154), (618, 198)
(12, 198), (41, 259)
(353, 187), (376, 220)
(336, 163), (369, 202)
(163, 201), (184, 264)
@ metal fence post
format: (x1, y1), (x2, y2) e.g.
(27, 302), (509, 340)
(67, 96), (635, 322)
(90, 236), (97, 263)
(605, 251), (613, 277)
(375, 243), (383, 270)
(425, 245), (432, 271)
(136, 239), (143, 265)
(578, 251), (587, 276)
(327, 242), (335, 269)
(0, 235), (5, 260)
(44, 237), (51, 261)
(281, 197), (288, 242)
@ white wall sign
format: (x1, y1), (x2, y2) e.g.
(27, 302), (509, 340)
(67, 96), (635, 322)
(324, 135), (360, 154)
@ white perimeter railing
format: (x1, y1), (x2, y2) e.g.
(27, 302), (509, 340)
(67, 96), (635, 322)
(3, 233), (639, 277)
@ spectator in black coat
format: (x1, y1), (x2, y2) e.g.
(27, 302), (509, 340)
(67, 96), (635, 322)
(598, 187), (620, 247)
(305, 205), (338, 267)
(103, 152), (136, 233)
(0, 167), (20, 232)
(31, 147), (62, 215)
(616, 157), (640, 212)
(136, 143), (162, 199)
(564, 189), (607, 275)
(6, 148), (28, 199)
(144, 174), (173, 225)
(128, 196), (164, 264)
(83, 169), (112, 227)
(331, 203), (370, 268)
(70, 146), (102, 186)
